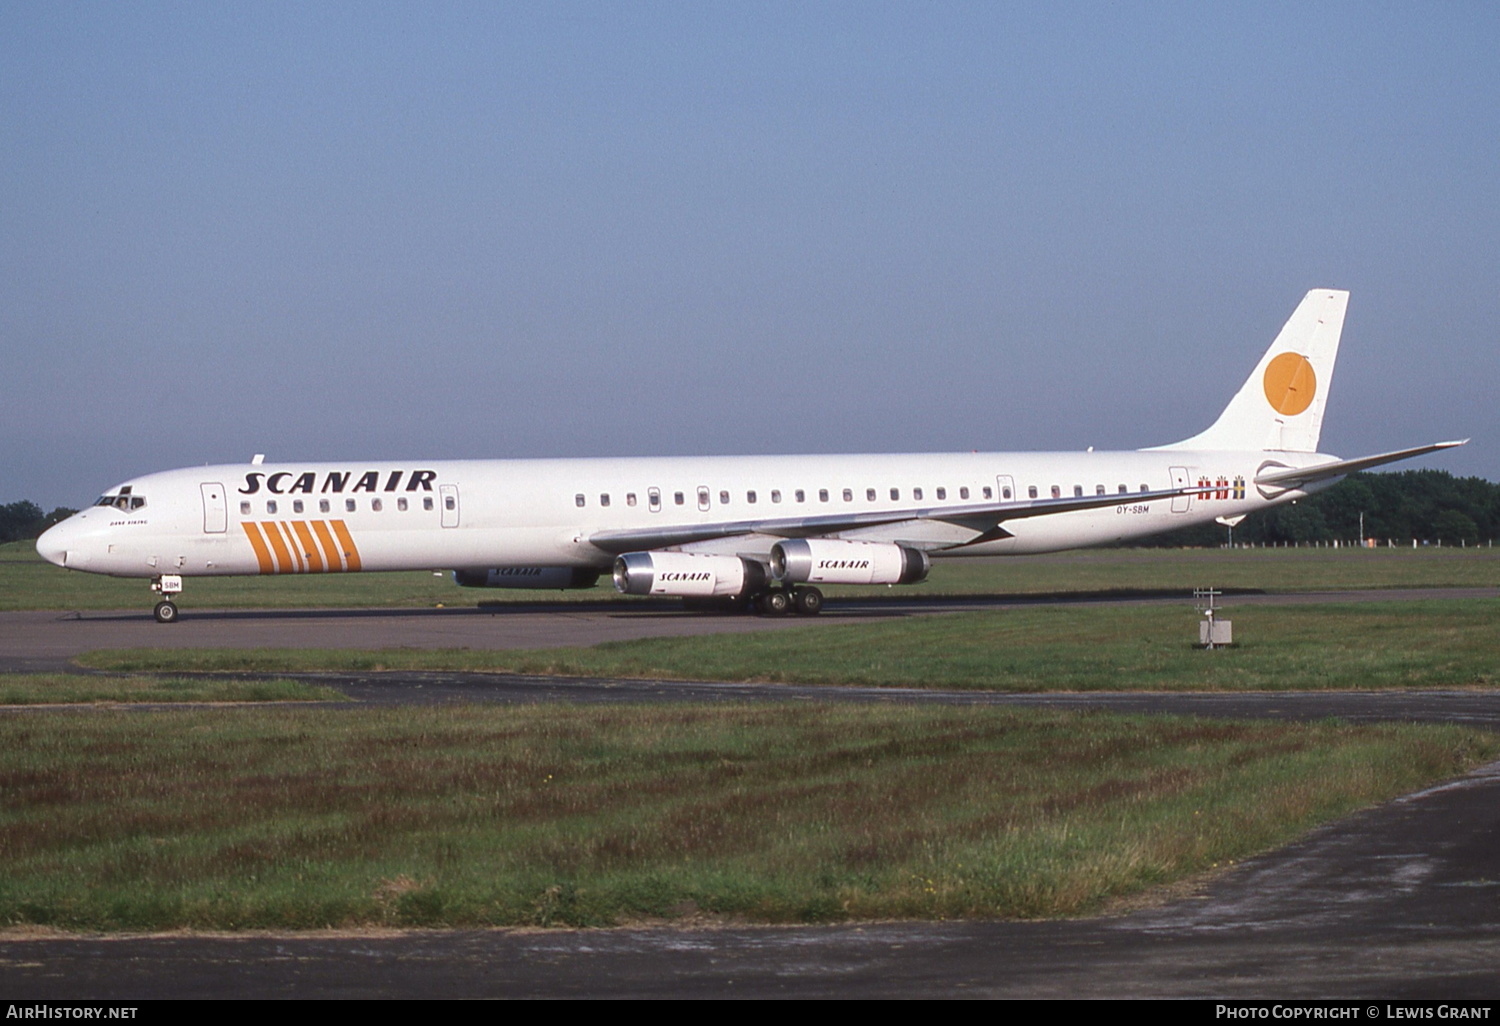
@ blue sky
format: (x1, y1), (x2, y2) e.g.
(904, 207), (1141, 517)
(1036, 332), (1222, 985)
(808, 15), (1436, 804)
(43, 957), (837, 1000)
(3, 2), (1496, 508)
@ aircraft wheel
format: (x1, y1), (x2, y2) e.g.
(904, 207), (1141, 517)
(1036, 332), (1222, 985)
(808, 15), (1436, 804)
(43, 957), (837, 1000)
(756, 590), (791, 616)
(792, 586), (823, 616)
(153, 600), (179, 624)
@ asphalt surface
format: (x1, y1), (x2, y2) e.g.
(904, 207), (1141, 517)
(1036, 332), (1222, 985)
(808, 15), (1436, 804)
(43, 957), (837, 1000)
(2, 585), (1495, 672)
(3, 588), (1499, 998)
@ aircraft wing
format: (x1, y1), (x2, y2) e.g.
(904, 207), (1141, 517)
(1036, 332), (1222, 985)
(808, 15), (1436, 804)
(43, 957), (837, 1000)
(587, 483), (1204, 554)
(1253, 440), (1467, 490)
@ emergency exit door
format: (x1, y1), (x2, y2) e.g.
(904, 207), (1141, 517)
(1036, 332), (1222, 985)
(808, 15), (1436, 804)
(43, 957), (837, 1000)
(439, 484), (460, 528)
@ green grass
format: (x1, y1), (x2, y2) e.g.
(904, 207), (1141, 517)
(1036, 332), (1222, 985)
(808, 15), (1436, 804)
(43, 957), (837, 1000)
(0, 673), (343, 705)
(81, 599), (1500, 692)
(1, 703), (1491, 931)
(5, 540), (1498, 612)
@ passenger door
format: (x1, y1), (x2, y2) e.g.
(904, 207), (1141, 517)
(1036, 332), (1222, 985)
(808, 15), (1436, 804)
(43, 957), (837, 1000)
(200, 482), (227, 533)
(1169, 466), (1193, 513)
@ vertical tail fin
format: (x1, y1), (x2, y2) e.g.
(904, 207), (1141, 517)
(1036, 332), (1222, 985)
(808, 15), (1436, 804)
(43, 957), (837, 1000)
(1153, 288), (1348, 453)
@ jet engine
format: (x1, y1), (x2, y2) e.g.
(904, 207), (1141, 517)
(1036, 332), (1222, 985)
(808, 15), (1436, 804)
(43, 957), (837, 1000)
(770, 539), (930, 586)
(612, 551), (768, 597)
(453, 567), (601, 589)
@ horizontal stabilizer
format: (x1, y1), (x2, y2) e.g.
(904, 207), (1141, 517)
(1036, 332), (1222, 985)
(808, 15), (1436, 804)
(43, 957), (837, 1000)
(1253, 440), (1467, 489)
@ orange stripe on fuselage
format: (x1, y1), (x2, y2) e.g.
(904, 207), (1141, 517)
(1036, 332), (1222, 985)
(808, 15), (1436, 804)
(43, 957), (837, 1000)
(261, 521), (295, 573)
(330, 520), (362, 572)
(280, 523), (307, 572)
(291, 521), (323, 573)
(242, 523), (274, 574)
(310, 520), (343, 572)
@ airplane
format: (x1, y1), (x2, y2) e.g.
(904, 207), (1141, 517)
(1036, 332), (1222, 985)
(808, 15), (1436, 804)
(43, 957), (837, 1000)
(35, 289), (1464, 623)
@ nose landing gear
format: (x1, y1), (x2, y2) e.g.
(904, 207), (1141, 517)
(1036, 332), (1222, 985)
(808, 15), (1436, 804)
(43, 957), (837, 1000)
(150, 574), (183, 624)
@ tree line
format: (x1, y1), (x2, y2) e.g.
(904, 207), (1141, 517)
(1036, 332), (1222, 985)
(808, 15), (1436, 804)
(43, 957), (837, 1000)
(1137, 470), (1498, 548)
(0, 502), (78, 545)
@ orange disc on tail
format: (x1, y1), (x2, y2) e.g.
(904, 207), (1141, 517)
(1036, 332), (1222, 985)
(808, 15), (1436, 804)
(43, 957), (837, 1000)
(1262, 352), (1316, 416)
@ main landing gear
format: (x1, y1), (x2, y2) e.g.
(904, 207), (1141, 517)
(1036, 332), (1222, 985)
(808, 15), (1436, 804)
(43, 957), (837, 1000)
(681, 586), (822, 616)
(150, 574), (183, 624)
(752, 586), (823, 617)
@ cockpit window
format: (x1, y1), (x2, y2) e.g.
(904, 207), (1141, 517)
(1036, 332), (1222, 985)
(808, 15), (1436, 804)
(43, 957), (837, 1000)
(96, 494), (145, 511)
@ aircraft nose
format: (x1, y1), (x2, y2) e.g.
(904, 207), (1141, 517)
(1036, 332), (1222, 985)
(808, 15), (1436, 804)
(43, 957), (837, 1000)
(36, 520), (76, 569)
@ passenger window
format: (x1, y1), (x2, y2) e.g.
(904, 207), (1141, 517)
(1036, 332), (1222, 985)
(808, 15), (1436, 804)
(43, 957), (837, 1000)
(293, 499), (304, 513)
(267, 500), (278, 514)
(445, 496), (455, 511)
(891, 488), (900, 501)
(240, 501), (251, 515)
(372, 498), (383, 512)
(423, 497), (434, 510)
(575, 494), (586, 507)
(1095, 485), (1106, 496)
(649, 488), (661, 512)
(913, 488), (923, 501)
(747, 490), (757, 504)
(1117, 485), (1128, 494)
(627, 493), (638, 507)
(866, 488), (876, 501)
(771, 490), (782, 503)
(674, 492), (685, 506)
(936, 487), (947, 500)
(818, 489), (829, 502)
(320, 499), (331, 513)
(1050, 486), (1061, 499)
(1028, 485), (1038, 499)
(720, 490), (730, 505)
(397, 498), (408, 511)
(697, 486), (710, 511)
(600, 494), (610, 507)
(842, 489), (852, 502)
(960, 487), (969, 500)
(795, 490), (806, 503)
(1073, 485), (1083, 497)
(347, 499), (357, 512)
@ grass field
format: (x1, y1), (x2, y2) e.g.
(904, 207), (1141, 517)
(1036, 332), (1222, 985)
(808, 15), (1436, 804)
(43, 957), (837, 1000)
(2, 703), (1491, 931)
(4, 540), (1497, 612)
(9, 542), (1499, 933)
(83, 598), (1500, 692)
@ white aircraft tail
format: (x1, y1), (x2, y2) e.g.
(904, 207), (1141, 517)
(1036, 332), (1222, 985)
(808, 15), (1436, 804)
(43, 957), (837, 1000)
(1153, 288), (1348, 453)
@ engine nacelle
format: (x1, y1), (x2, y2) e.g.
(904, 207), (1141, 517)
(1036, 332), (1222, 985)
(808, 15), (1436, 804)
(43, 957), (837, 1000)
(771, 539), (930, 586)
(453, 567), (601, 589)
(613, 551), (768, 597)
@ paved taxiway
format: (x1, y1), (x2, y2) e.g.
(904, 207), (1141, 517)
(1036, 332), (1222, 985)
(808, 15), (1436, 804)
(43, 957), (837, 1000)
(2, 586), (1494, 672)
(2, 588), (1498, 997)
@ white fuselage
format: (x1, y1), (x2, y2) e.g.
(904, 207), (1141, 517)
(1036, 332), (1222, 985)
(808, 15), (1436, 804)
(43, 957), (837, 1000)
(37, 448), (1327, 581)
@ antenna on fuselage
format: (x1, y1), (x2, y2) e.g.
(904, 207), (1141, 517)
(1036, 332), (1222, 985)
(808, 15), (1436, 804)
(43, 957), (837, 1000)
(251, 454), (265, 465)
